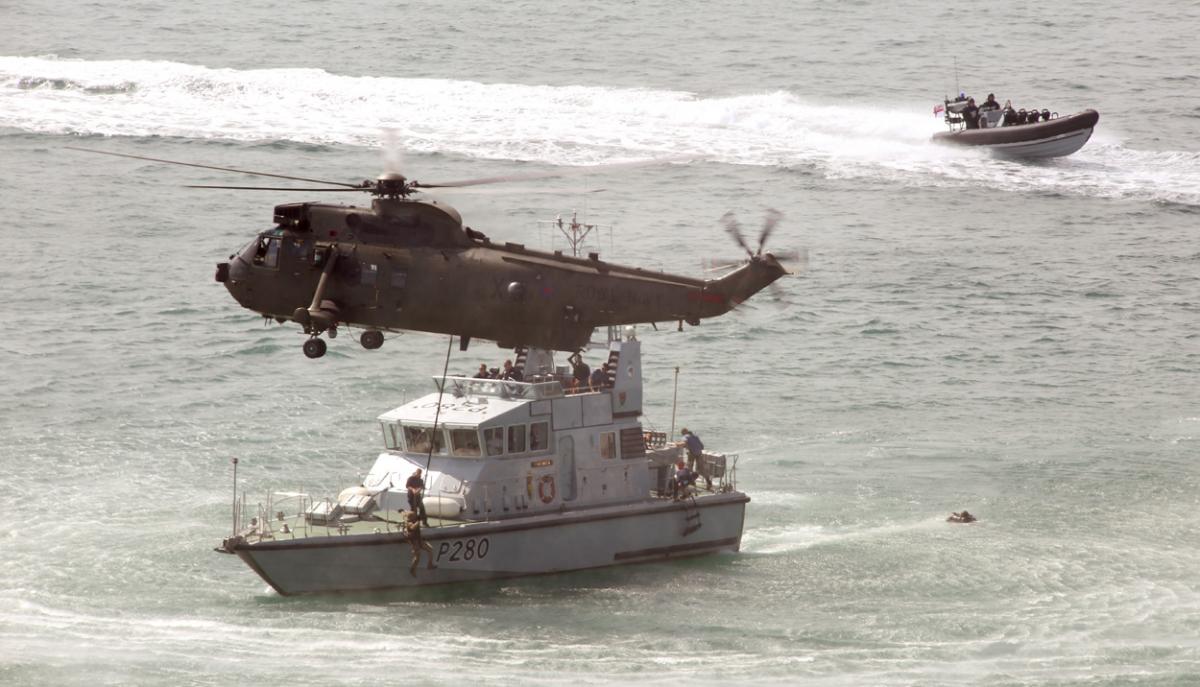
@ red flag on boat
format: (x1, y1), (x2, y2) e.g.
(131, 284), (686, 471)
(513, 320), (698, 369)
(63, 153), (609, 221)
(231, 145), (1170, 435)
(933, 104), (945, 116)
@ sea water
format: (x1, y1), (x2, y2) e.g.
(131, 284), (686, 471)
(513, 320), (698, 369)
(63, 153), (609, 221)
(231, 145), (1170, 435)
(1, 1), (1198, 684)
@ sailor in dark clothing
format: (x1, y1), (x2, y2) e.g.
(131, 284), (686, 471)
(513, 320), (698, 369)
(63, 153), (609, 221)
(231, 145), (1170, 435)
(962, 98), (980, 129)
(500, 359), (523, 381)
(589, 363), (609, 391)
(473, 363), (490, 379)
(680, 428), (711, 490)
(1002, 100), (1018, 126)
(979, 93), (1001, 112)
(568, 352), (590, 389)
(406, 468), (429, 526)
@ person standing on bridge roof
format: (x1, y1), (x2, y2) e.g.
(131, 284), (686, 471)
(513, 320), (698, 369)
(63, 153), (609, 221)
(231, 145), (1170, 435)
(680, 428), (711, 491)
(501, 359), (523, 382)
(589, 362), (609, 391)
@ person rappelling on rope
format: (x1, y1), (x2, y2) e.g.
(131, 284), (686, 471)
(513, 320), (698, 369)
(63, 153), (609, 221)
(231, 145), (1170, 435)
(405, 511), (436, 576)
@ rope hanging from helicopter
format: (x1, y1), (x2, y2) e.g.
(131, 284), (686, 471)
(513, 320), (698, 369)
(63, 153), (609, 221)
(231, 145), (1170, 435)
(420, 334), (457, 521)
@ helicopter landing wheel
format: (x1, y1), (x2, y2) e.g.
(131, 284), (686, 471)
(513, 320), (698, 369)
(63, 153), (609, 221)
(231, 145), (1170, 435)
(360, 330), (384, 350)
(303, 337), (327, 359)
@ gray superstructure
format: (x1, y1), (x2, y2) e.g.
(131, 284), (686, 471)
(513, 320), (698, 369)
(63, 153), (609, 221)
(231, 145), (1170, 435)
(220, 334), (748, 595)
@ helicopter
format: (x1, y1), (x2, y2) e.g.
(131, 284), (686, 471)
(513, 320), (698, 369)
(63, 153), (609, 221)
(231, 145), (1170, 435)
(68, 146), (797, 358)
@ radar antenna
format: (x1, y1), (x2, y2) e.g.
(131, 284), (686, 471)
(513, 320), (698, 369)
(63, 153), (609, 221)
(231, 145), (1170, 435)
(537, 210), (611, 258)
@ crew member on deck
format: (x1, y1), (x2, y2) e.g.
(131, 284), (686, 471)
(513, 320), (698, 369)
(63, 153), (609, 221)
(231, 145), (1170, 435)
(962, 98), (980, 129)
(680, 428), (711, 491)
(672, 460), (696, 500)
(406, 468), (429, 526)
(474, 363), (490, 379)
(979, 93), (1001, 112)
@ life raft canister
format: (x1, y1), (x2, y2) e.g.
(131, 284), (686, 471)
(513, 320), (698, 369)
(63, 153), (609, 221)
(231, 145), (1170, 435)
(538, 475), (556, 504)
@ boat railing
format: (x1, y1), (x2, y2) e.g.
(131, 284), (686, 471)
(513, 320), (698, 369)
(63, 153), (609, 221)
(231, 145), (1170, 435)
(437, 375), (564, 400)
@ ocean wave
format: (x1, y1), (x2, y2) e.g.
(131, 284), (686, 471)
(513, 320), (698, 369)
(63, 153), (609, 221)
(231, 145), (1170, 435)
(2, 56), (1199, 205)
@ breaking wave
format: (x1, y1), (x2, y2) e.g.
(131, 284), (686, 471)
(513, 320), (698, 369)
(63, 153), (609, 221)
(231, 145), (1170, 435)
(3, 55), (1198, 205)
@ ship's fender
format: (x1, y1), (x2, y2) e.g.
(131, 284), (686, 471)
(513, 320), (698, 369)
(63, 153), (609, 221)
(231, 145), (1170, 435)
(538, 475), (556, 504)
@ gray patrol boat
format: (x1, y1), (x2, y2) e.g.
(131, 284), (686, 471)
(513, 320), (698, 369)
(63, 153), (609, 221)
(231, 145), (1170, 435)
(219, 332), (748, 595)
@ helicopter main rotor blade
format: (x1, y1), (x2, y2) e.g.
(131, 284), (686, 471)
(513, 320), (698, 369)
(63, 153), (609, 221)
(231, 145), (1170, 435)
(424, 186), (606, 195)
(65, 146), (364, 189)
(185, 185), (366, 191)
(415, 155), (691, 189)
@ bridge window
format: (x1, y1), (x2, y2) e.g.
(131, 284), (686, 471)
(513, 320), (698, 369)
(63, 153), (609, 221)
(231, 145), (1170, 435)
(530, 421), (550, 452)
(450, 428), (481, 457)
(507, 425), (526, 454)
(403, 425), (446, 455)
(484, 427), (505, 456)
(381, 423), (402, 450)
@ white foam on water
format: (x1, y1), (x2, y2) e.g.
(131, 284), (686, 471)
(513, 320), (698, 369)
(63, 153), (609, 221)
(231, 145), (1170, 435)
(4, 56), (1199, 205)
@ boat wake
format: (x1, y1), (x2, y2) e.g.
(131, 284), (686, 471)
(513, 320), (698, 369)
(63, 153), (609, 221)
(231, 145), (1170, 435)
(3, 56), (1198, 205)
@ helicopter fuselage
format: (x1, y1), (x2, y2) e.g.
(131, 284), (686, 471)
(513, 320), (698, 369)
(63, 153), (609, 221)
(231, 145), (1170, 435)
(217, 197), (785, 354)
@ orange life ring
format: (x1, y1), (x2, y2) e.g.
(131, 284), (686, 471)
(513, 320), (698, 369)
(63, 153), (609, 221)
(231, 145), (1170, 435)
(538, 475), (556, 504)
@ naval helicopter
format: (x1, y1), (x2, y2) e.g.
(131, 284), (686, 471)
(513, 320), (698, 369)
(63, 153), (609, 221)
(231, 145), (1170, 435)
(68, 146), (796, 358)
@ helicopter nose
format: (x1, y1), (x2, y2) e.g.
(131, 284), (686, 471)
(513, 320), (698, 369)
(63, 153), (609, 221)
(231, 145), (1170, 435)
(215, 262), (230, 283)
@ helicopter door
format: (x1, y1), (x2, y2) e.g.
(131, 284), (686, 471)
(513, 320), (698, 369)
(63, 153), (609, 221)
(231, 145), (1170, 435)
(359, 260), (380, 308)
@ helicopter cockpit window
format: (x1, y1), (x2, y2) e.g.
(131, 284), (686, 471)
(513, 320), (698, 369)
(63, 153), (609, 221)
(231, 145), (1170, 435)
(253, 236), (280, 268)
(403, 425), (446, 455)
(449, 428), (482, 457)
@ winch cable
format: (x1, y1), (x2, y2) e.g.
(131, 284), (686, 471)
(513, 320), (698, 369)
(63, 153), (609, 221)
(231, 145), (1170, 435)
(419, 334), (456, 526)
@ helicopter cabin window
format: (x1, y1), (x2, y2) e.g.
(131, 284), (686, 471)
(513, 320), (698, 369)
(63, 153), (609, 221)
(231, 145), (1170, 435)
(484, 427), (505, 456)
(530, 421), (550, 452)
(361, 262), (378, 286)
(599, 431), (618, 459)
(253, 236), (280, 268)
(449, 428), (482, 457)
(381, 423), (403, 450)
(507, 425), (527, 454)
(403, 425), (446, 455)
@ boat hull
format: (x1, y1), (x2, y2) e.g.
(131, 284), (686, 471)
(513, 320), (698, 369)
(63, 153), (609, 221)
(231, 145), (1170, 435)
(932, 109), (1099, 158)
(232, 492), (749, 595)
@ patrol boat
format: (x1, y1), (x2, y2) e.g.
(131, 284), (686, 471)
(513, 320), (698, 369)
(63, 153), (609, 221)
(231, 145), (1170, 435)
(932, 95), (1099, 158)
(218, 333), (748, 595)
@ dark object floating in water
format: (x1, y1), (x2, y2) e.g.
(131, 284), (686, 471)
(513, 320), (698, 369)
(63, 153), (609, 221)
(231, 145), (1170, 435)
(933, 95), (1099, 159)
(947, 510), (977, 523)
